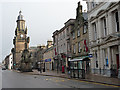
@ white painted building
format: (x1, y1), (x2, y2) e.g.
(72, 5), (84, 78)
(8, 53), (13, 70)
(87, 1), (120, 78)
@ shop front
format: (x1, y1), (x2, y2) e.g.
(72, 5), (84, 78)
(45, 58), (53, 70)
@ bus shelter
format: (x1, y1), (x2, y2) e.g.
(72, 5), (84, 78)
(68, 56), (90, 79)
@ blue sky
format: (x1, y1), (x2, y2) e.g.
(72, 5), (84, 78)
(0, 0), (87, 62)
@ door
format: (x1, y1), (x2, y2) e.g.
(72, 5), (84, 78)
(116, 54), (119, 75)
(86, 61), (90, 74)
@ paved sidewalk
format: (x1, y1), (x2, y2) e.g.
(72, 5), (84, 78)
(14, 69), (120, 86)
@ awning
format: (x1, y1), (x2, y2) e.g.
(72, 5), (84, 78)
(69, 56), (89, 62)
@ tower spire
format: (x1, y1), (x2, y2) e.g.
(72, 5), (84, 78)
(19, 10), (22, 15)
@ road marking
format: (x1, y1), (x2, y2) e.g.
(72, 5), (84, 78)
(73, 79), (120, 88)
(45, 79), (48, 80)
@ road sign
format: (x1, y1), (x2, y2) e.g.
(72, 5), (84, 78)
(89, 54), (93, 58)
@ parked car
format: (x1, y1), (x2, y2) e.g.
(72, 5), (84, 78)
(2, 66), (6, 70)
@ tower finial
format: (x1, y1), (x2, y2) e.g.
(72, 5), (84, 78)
(78, 1), (80, 6)
(19, 10), (22, 15)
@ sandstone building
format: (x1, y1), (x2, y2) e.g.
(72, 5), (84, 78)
(87, 1), (120, 78)
(13, 11), (30, 69)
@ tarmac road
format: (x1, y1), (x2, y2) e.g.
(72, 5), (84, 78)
(2, 70), (120, 88)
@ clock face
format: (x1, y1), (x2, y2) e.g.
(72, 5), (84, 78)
(20, 34), (23, 38)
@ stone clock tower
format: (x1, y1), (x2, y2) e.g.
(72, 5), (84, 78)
(13, 11), (30, 69)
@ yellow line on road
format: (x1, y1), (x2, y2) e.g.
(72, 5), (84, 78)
(74, 79), (120, 88)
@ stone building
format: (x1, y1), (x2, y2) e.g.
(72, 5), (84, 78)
(4, 55), (9, 69)
(87, 1), (120, 78)
(52, 19), (75, 72)
(13, 11), (30, 69)
(29, 47), (38, 69)
(8, 53), (13, 70)
(70, 2), (89, 76)
(37, 45), (46, 70)
(43, 40), (54, 70)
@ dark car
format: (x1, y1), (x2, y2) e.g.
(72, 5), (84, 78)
(2, 67), (6, 70)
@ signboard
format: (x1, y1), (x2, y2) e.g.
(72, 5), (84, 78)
(89, 54), (93, 58)
(45, 58), (51, 62)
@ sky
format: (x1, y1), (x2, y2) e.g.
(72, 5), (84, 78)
(0, 0), (87, 62)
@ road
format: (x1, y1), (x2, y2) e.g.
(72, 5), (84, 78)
(2, 70), (119, 88)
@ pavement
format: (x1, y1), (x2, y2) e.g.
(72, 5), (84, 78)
(13, 69), (120, 87)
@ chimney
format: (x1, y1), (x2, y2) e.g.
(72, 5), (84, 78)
(47, 40), (53, 48)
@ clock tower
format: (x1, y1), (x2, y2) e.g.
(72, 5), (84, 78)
(13, 11), (30, 69)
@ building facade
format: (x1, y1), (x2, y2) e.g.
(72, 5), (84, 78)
(87, 1), (120, 78)
(8, 53), (13, 70)
(69, 2), (89, 77)
(13, 11), (30, 69)
(52, 19), (75, 73)
(37, 45), (46, 70)
(29, 47), (38, 69)
(43, 40), (54, 70)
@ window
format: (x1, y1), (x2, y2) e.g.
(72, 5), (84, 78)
(54, 37), (56, 43)
(73, 44), (76, 54)
(93, 23), (97, 40)
(83, 25), (87, 34)
(77, 29), (80, 37)
(95, 51), (98, 68)
(63, 31), (65, 38)
(67, 27), (69, 36)
(115, 11), (119, 32)
(78, 42), (81, 53)
(103, 49), (109, 67)
(72, 32), (75, 39)
(103, 18), (107, 36)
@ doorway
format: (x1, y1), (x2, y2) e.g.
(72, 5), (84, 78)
(116, 54), (119, 75)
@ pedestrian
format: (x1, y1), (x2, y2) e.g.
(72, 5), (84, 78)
(38, 67), (42, 73)
(67, 67), (71, 78)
